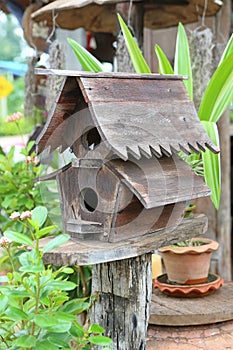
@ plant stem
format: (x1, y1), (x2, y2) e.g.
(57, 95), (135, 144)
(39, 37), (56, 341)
(15, 121), (25, 145)
(31, 237), (41, 337)
(5, 247), (15, 275)
(0, 334), (9, 348)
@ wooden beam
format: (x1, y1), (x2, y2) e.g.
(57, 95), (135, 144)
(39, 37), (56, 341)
(150, 283), (233, 326)
(40, 214), (208, 266)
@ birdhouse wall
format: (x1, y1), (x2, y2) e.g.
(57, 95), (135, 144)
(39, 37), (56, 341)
(109, 190), (186, 242)
(56, 162), (132, 241)
(70, 117), (113, 161)
(55, 159), (188, 242)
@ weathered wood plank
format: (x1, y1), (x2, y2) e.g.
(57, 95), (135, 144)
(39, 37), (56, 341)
(79, 77), (191, 103)
(113, 201), (186, 243)
(107, 154), (210, 208)
(89, 101), (218, 159)
(35, 68), (187, 80)
(36, 76), (82, 154)
(91, 253), (152, 350)
(40, 214), (208, 266)
(36, 72), (218, 158)
(144, 1), (221, 29)
(150, 283), (233, 326)
(31, 0), (221, 32)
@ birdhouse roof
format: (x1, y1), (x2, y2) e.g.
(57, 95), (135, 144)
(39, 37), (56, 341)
(38, 154), (210, 208)
(106, 153), (210, 208)
(36, 69), (218, 160)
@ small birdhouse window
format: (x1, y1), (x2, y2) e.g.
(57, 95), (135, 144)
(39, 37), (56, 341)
(82, 127), (101, 151)
(80, 188), (98, 212)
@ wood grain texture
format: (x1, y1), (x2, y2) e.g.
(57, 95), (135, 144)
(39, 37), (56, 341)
(107, 154), (210, 208)
(40, 214), (208, 266)
(35, 69), (187, 80)
(36, 76), (82, 154)
(79, 76), (190, 103)
(89, 100), (218, 159)
(144, 1), (221, 29)
(40, 156), (208, 242)
(91, 254), (152, 350)
(112, 201), (186, 243)
(31, 0), (221, 31)
(150, 283), (233, 326)
(36, 72), (218, 158)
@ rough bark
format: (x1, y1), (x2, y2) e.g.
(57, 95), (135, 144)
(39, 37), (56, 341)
(91, 254), (152, 350)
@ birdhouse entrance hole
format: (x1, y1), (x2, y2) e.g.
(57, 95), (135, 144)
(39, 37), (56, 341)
(82, 127), (101, 150)
(80, 188), (98, 212)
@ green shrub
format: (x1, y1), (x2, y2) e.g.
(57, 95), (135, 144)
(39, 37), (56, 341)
(0, 206), (112, 350)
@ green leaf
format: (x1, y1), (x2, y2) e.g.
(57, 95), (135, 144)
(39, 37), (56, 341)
(174, 23), (193, 100)
(35, 340), (59, 350)
(154, 45), (174, 74)
(219, 33), (233, 65)
(36, 225), (57, 239)
(60, 300), (90, 314)
(55, 312), (77, 321)
(47, 336), (70, 348)
(34, 314), (71, 333)
(25, 198), (34, 209)
(0, 276), (8, 284)
(6, 306), (30, 321)
(117, 13), (151, 74)
(14, 335), (37, 348)
(88, 335), (112, 346)
(0, 295), (8, 314)
(4, 230), (33, 246)
(198, 50), (233, 123)
(69, 322), (85, 338)
(42, 234), (70, 253)
(201, 121), (220, 209)
(67, 38), (104, 72)
(26, 141), (35, 154)
(88, 324), (105, 334)
(19, 265), (44, 273)
(32, 206), (48, 228)
(49, 280), (77, 291)
(61, 267), (74, 274)
(2, 195), (14, 208)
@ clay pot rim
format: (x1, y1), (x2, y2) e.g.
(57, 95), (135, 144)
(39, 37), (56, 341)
(158, 237), (219, 255)
(153, 273), (224, 297)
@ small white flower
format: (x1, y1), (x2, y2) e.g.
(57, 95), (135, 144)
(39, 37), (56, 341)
(9, 212), (20, 220)
(20, 211), (32, 220)
(0, 237), (12, 247)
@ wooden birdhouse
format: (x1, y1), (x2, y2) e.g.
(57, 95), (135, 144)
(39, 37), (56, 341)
(36, 70), (218, 243)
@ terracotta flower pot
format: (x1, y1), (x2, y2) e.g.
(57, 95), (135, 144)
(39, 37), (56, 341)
(158, 238), (219, 285)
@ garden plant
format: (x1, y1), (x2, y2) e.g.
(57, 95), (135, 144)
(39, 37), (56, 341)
(0, 206), (112, 350)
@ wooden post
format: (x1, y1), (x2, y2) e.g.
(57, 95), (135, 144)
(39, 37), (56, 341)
(40, 215), (208, 349)
(91, 254), (152, 350)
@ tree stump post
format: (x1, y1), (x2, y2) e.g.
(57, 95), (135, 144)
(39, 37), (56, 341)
(91, 253), (152, 350)
(40, 215), (208, 348)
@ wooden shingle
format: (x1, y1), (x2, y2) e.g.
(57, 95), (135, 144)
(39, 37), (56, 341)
(36, 70), (219, 160)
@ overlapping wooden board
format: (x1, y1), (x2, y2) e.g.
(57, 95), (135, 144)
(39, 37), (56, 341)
(107, 154), (210, 208)
(150, 283), (233, 326)
(40, 214), (207, 266)
(31, 0), (222, 31)
(36, 70), (218, 158)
